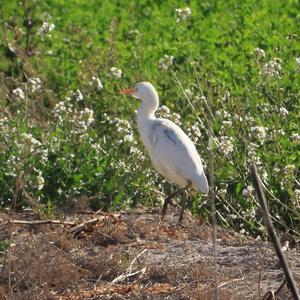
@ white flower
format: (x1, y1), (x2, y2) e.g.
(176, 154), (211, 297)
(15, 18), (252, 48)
(38, 21), (55, 36)
(21, 133), (40, 145)
(281, 164), (296, 188)
(284, 164), (295, 176)
(262, 58), (282, 78)
(187, 123), (202, 143)
(234, 114), (243, 122)
(293, 189), (300, 206)
(112, 118), (135, 144)
(296, 57), (300, 71)
(240, 228), (247, 235)
(222, 91), (230, 101)
(218, 188), (227, 198)
(279, 107), (288, 116)
(159, 105), (171, 115)
(223, 111), (231, 119)
(53, 99), (94, 134)
(250, 126), (267, 143)
(12, 88), (25, 100)
(74, 89), (83, 101)
(252, 48), (265, 59)
(130, 146), (145, 161)
(110, 67), (122, 78)
(90, 76), (103, 90)
(242, 185), (254, 197)
(176, 7), (192, 23)
(221, 120), (233, 130)
(28, 77), (42, 93)
(52, 101), (66, 118)
(127, 29), (140, 39)
(245, 114), (255, 124)
(219, 136), (234, 156)
(0, 117), (8, 127)
(21, 133), (42, 155)
(37, 171), (45, 190)
(191, 124), (201, 137)
(215, 110), (222, 117)
(291, 133), (300, 142)
(277, 129), (285, 136)
(159, 55), (174, 70)
(81, 108), (94, 126)
(124, 133), (134, 143)
(184, 88), (193, 98)
(247, 142), (262, 165)
(172, 113), (181, 125)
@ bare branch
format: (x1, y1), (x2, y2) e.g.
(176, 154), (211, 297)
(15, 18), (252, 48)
(250, 164), (300, 300)
(2, 219), (76, 226)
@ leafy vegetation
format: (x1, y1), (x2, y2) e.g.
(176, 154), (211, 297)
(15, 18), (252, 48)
(0, 239), (10, 264)
(0, 0), (299, 235)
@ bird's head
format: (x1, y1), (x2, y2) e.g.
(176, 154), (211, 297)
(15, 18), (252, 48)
(120, 82), (158, 103)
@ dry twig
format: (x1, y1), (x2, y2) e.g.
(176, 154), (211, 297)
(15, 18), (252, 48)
(2, 219), (76, 226)
(69, 217), (100, 236)
(217, 276), (245, 289)
(111, 249), (148, 284)
(250, 164), (300, 300)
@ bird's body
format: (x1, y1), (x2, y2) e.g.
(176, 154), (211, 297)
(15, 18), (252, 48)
(120, 82), (208, 222)
(137, 116), (208, 193)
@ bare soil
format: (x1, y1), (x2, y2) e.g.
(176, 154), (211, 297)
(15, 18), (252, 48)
(0, 207), (299, 299)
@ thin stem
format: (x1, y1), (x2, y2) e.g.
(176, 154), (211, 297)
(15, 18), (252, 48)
(192, 63), (215, 121)
(171, 70), (206, 129)
(8, 225), (12, 300)
(0, 3), (8, 45)
(208, 90), (219, 300)
(23, 0), (31, 54)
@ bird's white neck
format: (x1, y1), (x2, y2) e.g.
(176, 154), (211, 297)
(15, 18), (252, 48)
(137, 95), (159, 127)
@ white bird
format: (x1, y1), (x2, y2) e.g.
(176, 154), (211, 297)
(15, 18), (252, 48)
(120, 82), (209, 223)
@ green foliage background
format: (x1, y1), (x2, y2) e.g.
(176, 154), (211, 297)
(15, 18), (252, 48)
(0, 0), (299, 236)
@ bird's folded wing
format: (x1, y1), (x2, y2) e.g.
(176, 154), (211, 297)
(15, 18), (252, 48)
(149, 119), (203, 176)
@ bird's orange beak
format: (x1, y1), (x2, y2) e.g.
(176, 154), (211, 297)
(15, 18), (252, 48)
(119, 87), (135, 95)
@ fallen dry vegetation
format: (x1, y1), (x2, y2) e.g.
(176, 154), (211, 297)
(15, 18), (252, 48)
(0, 207), (299, 299)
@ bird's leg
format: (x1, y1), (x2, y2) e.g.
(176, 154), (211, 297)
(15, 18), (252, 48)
(160, 188), (183, 223)
(178, 189), (189, 225)
(160, 182), (192, 223)
(178, 182), (192, 225)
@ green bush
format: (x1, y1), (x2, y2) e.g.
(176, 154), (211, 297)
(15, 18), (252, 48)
(0, 0), (299, 235)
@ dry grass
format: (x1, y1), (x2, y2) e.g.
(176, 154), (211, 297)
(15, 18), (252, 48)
(0, 208), (298, 299)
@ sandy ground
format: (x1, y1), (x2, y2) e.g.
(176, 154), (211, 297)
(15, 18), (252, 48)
(0, 207), (299, 299)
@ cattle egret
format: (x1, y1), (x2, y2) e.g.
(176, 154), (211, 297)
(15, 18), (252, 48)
(120, 82), (209, 223)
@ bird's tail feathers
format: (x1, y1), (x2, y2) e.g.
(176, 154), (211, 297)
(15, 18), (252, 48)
(194, 173), (209, 194)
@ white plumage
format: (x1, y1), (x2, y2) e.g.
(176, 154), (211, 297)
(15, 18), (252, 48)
(120, 82), (208, 222)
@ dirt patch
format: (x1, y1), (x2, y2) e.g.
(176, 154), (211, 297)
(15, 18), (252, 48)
(0, 207), (299, 299)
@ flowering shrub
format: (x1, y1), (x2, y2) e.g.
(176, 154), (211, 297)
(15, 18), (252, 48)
(0, 1), (299, 236)
(175, 7), (192, 23)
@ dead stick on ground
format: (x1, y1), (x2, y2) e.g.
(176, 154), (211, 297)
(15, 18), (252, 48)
(217, 276), (245, 289)
(250, 164), (300, 300)
(111, 249), (148, 284)
(2, 219), (76, 226)
(69, 217), (99, 234)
